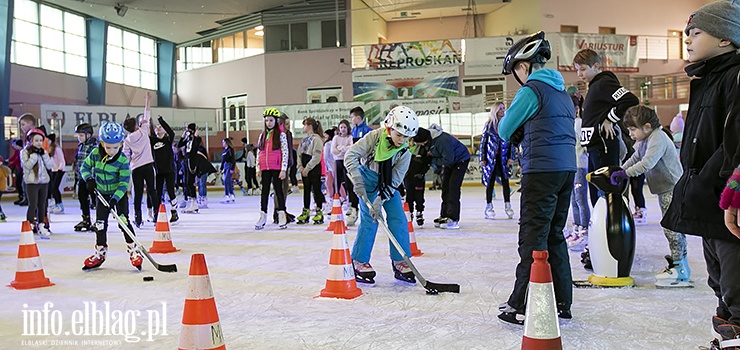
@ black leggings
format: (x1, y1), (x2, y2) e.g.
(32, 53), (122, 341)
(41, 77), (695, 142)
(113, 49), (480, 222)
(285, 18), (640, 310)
(157, 172), (176, 204)
(132, 163), (159, 219)
(77, 178), (95, 217)
(245, 166), (259, 189)
(48, 171), (64, 204)
(486, 161), (510, 203)
(630, 174), (646, 208)
(26, 183), (49, 224)
(260, 170), (285, 212)
(335, 159), (358, 209)
(301, 155), (324, 209)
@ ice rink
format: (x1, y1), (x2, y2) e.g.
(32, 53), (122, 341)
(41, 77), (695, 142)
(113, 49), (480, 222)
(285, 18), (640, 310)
(0, 186), (715, 349)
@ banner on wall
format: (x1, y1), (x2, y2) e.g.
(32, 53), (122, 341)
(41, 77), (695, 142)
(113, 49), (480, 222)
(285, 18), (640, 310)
(39, 104), (218, 136)
(464, 35), (526, 76)
(278, 102), (361, 138)
(368, 98), (447, 127)
(448, 95), (486, 114)
(364, 39), (463, 69)
(352, 66), (459, 103)
(558, 33), (639, 73)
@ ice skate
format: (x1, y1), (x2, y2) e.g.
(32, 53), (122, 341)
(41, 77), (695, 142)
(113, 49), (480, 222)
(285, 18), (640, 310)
(147, 207), (154, 222)
(655, 256), (693, 288)
(497, 303), (525, 326)
(82, 245), (107, 270)
(219, 195), (232, 204)
(52, 203), (64, 214)
(581, 248), (592, 270)
(127, 242), (143, 271)
(134, 214), (144, 229)
(182, 198), (199, 214)
(633, 206), (647, 225)
(345, 207), (358, 226)
(296, 208), (311, 224)
(74, 215), (92, 232)
(441, 220), (459, 230)
(169, 209), (179, 224)
(37, 224), (51, 240)
(392, 260), (416, 283)
(567, 227), (588, 252)
(255, 211), (267, 230)
(197, 196), (209, 209)
(484, 204), (496, 220)
(0, 212), (6, 222)
(353, 260), (376, 284)
(241, 187), (248, 196)
(708, 323), (740, 350)
(504, 202), (514, 219)
(415, 211), (424, 226)
(311, 209), (324, 224)
(434, 217), (449, 228)
(278, 211), (288, 229)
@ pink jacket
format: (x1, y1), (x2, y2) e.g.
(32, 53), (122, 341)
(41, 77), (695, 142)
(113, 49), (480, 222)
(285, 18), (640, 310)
(257, 130), (288, 171)
(331, 135), (352, 160)
(51, 147), (66, 172)
(123, 111), (154, 170)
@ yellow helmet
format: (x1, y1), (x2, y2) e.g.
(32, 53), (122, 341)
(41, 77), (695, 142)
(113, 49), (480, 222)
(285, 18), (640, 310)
(263, 108), (280, 118)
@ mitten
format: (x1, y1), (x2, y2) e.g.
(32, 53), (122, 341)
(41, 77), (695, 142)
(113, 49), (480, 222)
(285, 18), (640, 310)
(610, 169), (629, 185)
(720, 167), (740, 210)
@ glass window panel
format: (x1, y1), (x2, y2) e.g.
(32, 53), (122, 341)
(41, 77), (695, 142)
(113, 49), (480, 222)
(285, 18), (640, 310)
(64, 12), (85, 35)
(290, 23), (307, 50)
(107, 63), (123, 84)
(186, 47), (199, 62)
(123, 67), (139, 86)
(41, 27), (64, 51)
(264, 24), (289, 52)
(40, 48), (64, 72)
(14, 42), (40, 67)
(107, 45), (122, 65)
(141, 72), (156, 90)
(123, 49), (139, 69)
(140, 37), (155, 56)
(40, 6), (63, 30)
(65, 54), (86, 76)
(123, 31), (139, 50)
(14, 0), (39, 23)
(108, 27), (122, 46)
(14, 20), (39, 45)
(64, 33), (85, 56)
(140, 54), (156, 73)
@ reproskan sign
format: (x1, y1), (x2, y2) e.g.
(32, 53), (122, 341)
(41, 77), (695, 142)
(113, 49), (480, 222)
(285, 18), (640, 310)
(365, 40), (463, 70)
(558, 33), (639, 73)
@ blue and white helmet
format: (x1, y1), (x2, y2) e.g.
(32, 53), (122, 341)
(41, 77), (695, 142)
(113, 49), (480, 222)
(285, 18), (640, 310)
(384, 106), (419, 137)
(98, 121), (124, 143)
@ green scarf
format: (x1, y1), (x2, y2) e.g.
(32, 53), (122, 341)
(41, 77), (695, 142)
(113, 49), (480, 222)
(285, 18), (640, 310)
(374, 129), (407, 162)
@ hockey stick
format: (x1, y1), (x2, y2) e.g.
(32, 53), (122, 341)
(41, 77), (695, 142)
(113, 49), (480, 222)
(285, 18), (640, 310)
(363, 198), (460, 294)
(95, 192), (178, 273)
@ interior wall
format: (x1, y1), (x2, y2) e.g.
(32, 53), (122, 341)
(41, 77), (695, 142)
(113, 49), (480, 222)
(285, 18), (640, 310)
(540, 0), (706, 35)
(175, 54), (267, 109)
(385, 15), (485, 43)
(351, 0), (387, 44)
(105, 82), (156, 106)
(10, 64), (87, 105)
(483, 0), (541, 37)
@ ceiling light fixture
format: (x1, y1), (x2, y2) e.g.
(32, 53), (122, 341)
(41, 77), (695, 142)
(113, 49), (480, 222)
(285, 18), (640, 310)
(255, 30), (264, 36)
(255, 25), (264, 31)
(114, 3), (128, 17)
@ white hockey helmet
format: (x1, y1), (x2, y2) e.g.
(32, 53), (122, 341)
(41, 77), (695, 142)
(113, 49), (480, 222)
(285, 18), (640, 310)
(384, 106), (419, 137)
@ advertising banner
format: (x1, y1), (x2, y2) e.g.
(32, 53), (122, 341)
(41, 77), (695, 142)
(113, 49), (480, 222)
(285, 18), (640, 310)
(464, 35), (526, 76)
(364, 39), (462, 69)
(558, 33), (639, 72)
(277, 102), (362, 138)
(352, 66), (459, 103)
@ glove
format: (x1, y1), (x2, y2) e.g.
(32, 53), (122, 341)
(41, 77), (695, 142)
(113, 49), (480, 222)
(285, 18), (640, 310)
(85, 178), (96, 193)
(369, 196), (384, 222)
(34, 147), (45, 155)
(108, 197), (118, 209)
(610, 169), (629, 185)
(719, 168), (740, 210)
(510, 126), (525, 146)
(353, 178), (367, 199)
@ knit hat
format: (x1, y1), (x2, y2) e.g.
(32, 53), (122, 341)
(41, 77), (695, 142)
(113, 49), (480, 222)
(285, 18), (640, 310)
(412, 127), (431, 143)
(187, 123), (196, 131)
(685, 0), (740, 47)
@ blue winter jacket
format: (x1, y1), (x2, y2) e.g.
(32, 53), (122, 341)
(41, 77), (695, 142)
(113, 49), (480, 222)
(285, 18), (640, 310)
(351, 122), (373, 142)
(427, 125), (471, 167)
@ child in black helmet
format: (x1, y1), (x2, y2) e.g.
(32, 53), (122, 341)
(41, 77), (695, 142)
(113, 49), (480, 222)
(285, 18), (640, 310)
(73, 123), (97, 232)
(496, 31), (577, 325)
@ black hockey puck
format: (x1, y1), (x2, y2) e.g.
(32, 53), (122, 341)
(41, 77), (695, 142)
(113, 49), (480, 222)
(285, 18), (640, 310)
(143, 276), (154, 282)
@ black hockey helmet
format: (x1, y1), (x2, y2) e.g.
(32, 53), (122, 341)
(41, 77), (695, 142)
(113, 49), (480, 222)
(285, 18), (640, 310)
(502, 31), (551, 83)
(75, 123), (94, 135)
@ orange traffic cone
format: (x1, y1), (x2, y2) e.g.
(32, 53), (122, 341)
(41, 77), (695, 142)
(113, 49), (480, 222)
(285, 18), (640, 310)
(521, 250), (562, 350)
(149, 204), (180, 254)
(404, 202), (423, 257)
(179, 254), (226, 350)
(9, 221), (54, 290)
(318, 211), (362, 299)
(325, 193), (348, 232)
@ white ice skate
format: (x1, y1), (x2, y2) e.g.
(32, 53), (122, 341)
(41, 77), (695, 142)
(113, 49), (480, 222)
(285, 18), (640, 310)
(484, 203), (496, 220)
(345, 207), (358, 226)
(655, 256), (693, 288)
(504, 202), (514, 219)
(277, 211), (288, 229)
(633, 207), (647, 225)
(255, 212), (267, 230)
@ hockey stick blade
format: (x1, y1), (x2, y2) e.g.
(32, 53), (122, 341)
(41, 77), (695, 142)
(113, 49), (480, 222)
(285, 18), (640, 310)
(363, 198), (459, 294)
(95, 192), (178, 273)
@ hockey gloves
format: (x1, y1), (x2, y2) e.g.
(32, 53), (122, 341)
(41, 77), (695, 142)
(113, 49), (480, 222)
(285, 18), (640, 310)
(720, 166), (740, 210)
(610, 169), (629, 186)
(369, 196), (384, 222)
(85, 178), (97, 193)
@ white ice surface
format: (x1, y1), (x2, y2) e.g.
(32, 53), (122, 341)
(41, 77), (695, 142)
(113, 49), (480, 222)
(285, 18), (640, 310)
(0, 186), (715, 349)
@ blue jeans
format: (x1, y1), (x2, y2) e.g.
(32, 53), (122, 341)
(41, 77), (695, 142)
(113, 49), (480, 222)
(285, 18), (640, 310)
(350, 166), (411, 263)
(570, 167), (590, 227)
(222, 165), (234, 196)
(198, 174), (208, 197)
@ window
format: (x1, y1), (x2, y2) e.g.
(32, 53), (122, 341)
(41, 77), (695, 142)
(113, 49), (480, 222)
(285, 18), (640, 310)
(599, 27), (616, 34)
(106, 26), (157, 89)
(321, 19), (346, 48)
(177, 29), (264, 71)
(560, 25), (579, 33)
(10, 0), (87, 76)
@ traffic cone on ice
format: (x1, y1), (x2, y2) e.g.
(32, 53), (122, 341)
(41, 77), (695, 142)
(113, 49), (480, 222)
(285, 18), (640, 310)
(325, 193), (348, 232)
(521, 250), (562, 350)
(178, 254), (226, 350)
(404, 202), (423, 257)
(149, 204), (180, 254)
(318, 212), (362, 299)
(9, 221), (54, 290)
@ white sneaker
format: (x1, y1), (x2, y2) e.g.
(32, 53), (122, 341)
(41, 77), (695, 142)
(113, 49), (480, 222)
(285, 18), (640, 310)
(484, 203), (495, 220)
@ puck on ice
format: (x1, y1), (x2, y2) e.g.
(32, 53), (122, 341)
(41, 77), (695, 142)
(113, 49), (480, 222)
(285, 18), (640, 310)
(143, 276), (154, 282)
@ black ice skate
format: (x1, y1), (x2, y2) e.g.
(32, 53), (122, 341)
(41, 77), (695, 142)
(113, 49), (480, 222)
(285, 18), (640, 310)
(353, 261), (376, 284)
(74, 215), (92, 232)
(581, 249), (592, 271)
(415, 211), (424, 226)
(392, 261), (416, 283)
(169, 210), (179, 224)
